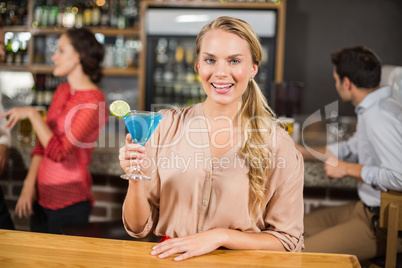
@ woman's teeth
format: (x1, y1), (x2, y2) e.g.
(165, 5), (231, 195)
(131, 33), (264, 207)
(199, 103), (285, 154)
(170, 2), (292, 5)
(212, 83), (233, 89)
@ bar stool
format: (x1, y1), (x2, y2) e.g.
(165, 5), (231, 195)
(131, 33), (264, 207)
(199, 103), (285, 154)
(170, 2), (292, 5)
(379, 190), (402, 268)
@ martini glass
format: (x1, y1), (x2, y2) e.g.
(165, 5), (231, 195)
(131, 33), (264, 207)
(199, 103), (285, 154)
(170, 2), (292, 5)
(121, 110), (163, 181)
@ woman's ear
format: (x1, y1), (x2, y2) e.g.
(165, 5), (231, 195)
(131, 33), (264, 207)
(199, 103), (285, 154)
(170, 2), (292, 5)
(251, 64), (258, 78)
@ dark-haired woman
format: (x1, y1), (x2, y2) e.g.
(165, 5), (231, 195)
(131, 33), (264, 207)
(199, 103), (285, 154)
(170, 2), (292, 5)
(0, 28), (108, 234)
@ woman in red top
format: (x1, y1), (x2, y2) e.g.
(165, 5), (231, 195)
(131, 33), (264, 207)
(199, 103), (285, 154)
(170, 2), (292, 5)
(0, 28), (108, 233)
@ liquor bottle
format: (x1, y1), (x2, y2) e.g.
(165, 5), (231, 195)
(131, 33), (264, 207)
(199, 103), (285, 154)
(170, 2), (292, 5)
(100, 1), (109, 27)
(116, 0), (126, 29)
(83, 0), (92, 26)
(48, 0), (58, 27)
(63, 1), (75, 28)
(75, 7), (83, 28)
(40, 2), (49, 28)
(124, 0), (138, 27)
(114, 36), (126, 68)
(33, 2), (42, 28)
(5, 2), (14, 25)
(174, 46), (185, 82)
(15, 1), (27, 25)
(13, 38), (22, 65)
(109, 0), (118, 28)
(92, 1), (101, 27)
(57, 1), (64, 26)
(0, 2), (6, 25)
(5, 37), (14, 65)
(20, 38), (28, 65)
(185, 46), (196, 83)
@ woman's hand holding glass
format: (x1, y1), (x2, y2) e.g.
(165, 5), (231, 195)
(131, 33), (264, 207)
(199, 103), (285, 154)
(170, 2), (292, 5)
(119, 134), (147, 177)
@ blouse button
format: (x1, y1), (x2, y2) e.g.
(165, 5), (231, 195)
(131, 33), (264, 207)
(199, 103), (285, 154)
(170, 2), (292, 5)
(202, 200), (208, 206)
(199, 227), (204, 232)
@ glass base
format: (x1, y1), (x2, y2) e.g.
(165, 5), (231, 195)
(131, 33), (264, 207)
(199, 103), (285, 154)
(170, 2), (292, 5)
(120, 174), (151, 181)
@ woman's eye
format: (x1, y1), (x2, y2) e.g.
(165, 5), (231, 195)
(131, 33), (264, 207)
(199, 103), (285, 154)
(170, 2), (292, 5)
(205, 58), (215, 64)
(230, 59), (240, 64)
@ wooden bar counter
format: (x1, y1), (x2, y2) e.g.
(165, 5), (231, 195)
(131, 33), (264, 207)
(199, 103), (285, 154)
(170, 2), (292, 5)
(0, 230), (360, 268)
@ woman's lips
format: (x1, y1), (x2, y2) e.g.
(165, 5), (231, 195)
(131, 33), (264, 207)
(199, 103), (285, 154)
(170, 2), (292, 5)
(211, 83), (234, 94)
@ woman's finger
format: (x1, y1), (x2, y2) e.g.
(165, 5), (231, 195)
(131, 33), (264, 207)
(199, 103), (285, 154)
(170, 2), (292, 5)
(27, 201), (33, 216)
(15, 203), (22, 218)
(23, 203), (29, 218)
(7, 117), (18, 129)
(125, 133), (132, 143)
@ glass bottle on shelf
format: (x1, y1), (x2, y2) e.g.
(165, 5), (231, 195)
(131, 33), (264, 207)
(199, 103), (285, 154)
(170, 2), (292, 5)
(124, 0), (138, 27)
(92, 1), (101, 27)
(13, 38), (22, 65)
(5, 35), (14, 65)
(174, 45), (185, 82)
(83, 0), (92, 27)
(20, 38), (28, 65)
(173, 45), (185, 107)
(48, 0), (58, 27)
(100, 1), (109, 27)
(40, 1), (49, 28)
(109, 0), (118, 28)
(62, 0), (75, 28)
(114, 36), (126, 68)
(185, 46), (196, 83)
(117, 0), (126, 29)
(33, 1), (43, 28)
(56, 0), (64, 27)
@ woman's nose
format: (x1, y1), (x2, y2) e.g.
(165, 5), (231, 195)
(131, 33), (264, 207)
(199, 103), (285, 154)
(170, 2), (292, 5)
(214, 61), (228, 77)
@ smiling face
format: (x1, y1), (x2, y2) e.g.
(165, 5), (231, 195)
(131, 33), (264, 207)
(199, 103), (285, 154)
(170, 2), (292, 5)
(197, 29), (258, 106)
(51, 34), (80, 77)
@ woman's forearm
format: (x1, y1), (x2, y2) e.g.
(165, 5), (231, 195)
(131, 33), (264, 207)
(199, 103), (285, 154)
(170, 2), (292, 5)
(123, 181), (152, 233)
(24, 155), (42, 187)
(215, 228), (286, 251)
(29, 109), (53, 148)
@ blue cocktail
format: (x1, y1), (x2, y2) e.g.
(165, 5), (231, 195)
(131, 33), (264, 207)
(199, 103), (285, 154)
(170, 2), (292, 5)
(121, 110), (163, 181)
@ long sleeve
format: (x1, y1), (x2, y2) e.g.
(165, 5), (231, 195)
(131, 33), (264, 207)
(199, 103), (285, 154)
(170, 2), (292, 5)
(43, 101), (105, 162)
(361, 98), (402, 191)
(261, 128), (305, 252)
(36, 83), (107, 162)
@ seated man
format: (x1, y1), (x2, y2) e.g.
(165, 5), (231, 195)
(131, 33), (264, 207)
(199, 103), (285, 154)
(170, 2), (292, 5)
(297, 46), (402, 261)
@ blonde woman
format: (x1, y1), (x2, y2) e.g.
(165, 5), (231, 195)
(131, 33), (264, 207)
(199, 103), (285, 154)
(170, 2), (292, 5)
(120, 16), (304, 261)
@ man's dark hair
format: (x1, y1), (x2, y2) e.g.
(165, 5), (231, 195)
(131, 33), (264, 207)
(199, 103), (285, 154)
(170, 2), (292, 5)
(331, 46), (381, 89)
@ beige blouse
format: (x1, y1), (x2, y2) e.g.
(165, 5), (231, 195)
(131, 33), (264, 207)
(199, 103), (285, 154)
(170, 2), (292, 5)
(123, 103), (304, 251)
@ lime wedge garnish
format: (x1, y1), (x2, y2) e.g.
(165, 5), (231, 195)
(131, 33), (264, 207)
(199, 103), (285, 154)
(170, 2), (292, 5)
(109, 100), (130, 118)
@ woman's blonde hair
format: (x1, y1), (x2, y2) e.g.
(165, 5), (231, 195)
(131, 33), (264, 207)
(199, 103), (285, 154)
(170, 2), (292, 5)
(195, 16), (277, 220)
